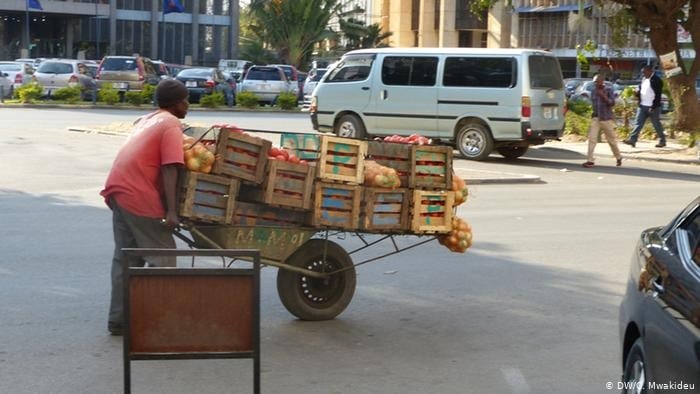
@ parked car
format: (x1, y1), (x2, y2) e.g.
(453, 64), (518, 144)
(33, 59), (97, 100)
(619, 195), (700, 393)
(166, 63), (190, 77)
(238, 65), (292, 106)
(267, 64), (300, 100)
(301, 67), (327, 110)
(564, 77), (588, 98)
(218, 59), (253, 81)
(175, 67), (234, 106)
(95, 55), (159, 94)
(0, 61), (35, 96)
(569, 80), (616, 102)
(152, 60), (171, 80)
(0, 71), (12, 98)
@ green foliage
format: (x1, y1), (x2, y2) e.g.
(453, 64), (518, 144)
(16, 82), (42, 103)
(200, 92), (225, 108)
(239, 38), (278, 66)
(576, 39), (598, 66)
(564, 111), (591, 137)
(567, 98), (592, 117)
(125, 91), (144, 106)
(98, 85), (120, 105)
(237, 91), (260, 108)
(247, 0), (347, 67)
(276, 91), (298, 110)
(51, 86), (82, 103)
(141, 84), (155, 104)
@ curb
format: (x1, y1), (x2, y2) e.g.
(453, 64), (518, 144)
(455, 168), (542, 185)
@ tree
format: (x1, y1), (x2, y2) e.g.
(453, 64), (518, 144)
(246, 0), (347, 69)
(338, 18), (393, 50)
(605, 0), (700, 136)
(469, 0), (700, 139)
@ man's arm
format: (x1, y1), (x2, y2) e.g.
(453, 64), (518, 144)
(162, 164), (181, 228)
(651, 76), (663, 110)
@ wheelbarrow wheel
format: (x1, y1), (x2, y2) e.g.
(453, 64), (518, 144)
(277, 239), (356, 321)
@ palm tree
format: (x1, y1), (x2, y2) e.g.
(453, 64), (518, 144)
(247, 0), (346, 69)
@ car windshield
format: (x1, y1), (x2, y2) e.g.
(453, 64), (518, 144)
(178, 69), (212, 78)
(101, 58), (137, 71)
(0, 63), (21, 71)
(37, 62), (73, 74)
(246, 68), (282, 81)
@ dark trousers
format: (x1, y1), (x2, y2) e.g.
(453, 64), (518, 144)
(108, 199), (176, 327)
(628, 105), (666, 143)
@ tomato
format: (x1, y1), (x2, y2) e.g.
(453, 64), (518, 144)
(280, 149), (290, 160)
(288, 155), (300, 164)
(276, 154), (287, 161)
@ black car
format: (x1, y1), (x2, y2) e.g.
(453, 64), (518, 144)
(175, 67), (234, 106)
(619, 195), (700, 393)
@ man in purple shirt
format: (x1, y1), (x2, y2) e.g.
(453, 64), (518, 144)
(582, 74), (623, 168)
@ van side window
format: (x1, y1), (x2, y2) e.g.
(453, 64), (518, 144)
(381, 57), (438, 86)
(443, 57), (516, 88)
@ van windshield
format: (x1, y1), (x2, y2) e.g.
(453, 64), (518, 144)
(326, 54), (374, 83)
(529, 55), (563, 89)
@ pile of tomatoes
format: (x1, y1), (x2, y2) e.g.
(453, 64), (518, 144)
(268, 147), (308, 165)
(364, 160), (401, 189)
(379, 133), (431, 145)
(183, 136), (216, 174)
(437, 217), (473, 253)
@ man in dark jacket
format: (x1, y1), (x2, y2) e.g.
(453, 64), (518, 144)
(623, 65), (667, 148)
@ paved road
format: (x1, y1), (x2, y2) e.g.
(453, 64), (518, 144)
(1, 108), (699, 393)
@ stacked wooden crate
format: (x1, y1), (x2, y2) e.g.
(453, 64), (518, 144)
(367, 141), (455, 234)
(312, 135), (366, 230)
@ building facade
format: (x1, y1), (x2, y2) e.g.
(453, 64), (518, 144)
(370, 0), (676, 79)
(0, 0), (240, 65)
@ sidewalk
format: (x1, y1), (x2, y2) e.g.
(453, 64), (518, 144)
(546, 138), (700, 166)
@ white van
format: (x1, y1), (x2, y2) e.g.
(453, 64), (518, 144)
(309, 48), (566, 160)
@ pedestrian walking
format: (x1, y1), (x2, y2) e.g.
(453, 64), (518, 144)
(582, 75), (623, 168)
(100, 79), (189, 336)
(623, 65), (667, 148)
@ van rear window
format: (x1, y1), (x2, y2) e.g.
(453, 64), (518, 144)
(443, 57), (515, 88)
(528, 55), (563, 89)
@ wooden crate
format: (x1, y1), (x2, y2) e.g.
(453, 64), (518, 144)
(410, 145), (453, 190)
(213, 127), (271, 184)
(231, 201), (309, 227)
(237, 160), (315, 211)
(367, 141), (411, 187)
(281, 133), (320, 162)
(361, 188), (410, 232)
(316, 135), (367, 184)
(410, 190), (454, 234)
(312, 182), (362, 230)
(178, 171), (239, 224)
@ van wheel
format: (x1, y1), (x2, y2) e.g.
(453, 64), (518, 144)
(497, 145), (528, 159)
(456, 122), (493, 160)
(335, 114), (366, 139)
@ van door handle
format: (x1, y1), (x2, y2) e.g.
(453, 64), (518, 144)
(381, 90), (388, 100)
(361, 87), (369, 91)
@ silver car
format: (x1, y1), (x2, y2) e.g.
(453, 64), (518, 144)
(0, 61), (35, 96)
(33, 60), (97, 100)
(238, 65), (292, 105)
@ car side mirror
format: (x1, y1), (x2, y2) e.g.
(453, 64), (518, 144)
(1, 73), (7, 78)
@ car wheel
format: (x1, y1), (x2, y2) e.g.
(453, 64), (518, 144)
(622, 338), (647, 394)
(456, 122), (493, 160)
(335, 114), (366, 139)
(496, 145), (529, 159)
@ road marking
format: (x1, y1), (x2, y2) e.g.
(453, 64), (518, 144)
(501, 367), (531, 394)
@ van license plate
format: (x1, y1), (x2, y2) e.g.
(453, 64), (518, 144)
(543, 106), (557, 119)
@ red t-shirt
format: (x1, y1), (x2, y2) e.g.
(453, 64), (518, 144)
(100, 110), (184, 218)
